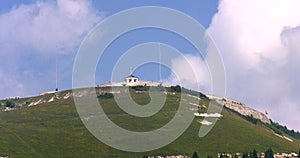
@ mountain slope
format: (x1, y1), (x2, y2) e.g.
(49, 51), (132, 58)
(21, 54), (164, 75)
(0, 87), (299, 158)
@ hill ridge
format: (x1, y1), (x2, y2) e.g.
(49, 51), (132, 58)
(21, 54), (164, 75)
(1, 87), (270, 124)
(0, 86), (299, 157)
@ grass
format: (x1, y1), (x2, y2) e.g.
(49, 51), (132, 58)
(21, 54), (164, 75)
(0, 88), (298, 158)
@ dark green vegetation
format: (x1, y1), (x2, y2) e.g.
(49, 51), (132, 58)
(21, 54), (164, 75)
(224, 105), (300, 141)
(266, 120), (300, 139)
(192, 151), (199, 158)
(0, 100), (17, 109)
(97, 93), (114, 99)
(264, 148), (274, 158)
(0, 86), (299, 158)
(223, 106), (261, 125)
(5, 101), (16, 108)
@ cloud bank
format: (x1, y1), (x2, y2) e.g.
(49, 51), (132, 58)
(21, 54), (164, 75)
(0, 0), (100, 55)
(206, 0), (300, 131)
(0, 0), (101, 98)
(166, 54), (212, 93)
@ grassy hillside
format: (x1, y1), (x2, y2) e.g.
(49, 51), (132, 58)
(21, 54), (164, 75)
(0, 87), (299, 158)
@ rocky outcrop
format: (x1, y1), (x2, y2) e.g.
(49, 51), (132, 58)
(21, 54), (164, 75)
(206, 95), (270, 124)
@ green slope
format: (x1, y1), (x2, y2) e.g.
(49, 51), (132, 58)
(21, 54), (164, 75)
(0, 88), (299, 158)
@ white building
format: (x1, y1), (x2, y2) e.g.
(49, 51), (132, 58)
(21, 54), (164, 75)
(99, 74), (170, 87)
(124, 74), (139, 86)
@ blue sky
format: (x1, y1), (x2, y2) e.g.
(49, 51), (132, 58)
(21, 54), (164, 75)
(0, 0), (300, 131)
(0, 0), (218, 96)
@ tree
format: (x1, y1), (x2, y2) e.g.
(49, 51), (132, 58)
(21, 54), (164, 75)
(5, 100), (15, 108)
(246, 114), (258, 124)
(242, 152), (249, 158)
(192, 151), (199, 158)
(265, 148), (274, 158)
(232, 154), (238, 158)
(249, 152), (253, 158)
(252, 149), (258, 158)
(97, 93), (114, 99)
(170, 85), (181, 92)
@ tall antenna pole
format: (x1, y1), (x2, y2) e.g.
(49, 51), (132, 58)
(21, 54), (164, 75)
(130, 67), (133, 76)
(55, 56), (58, 92)
(159, 44), (162, 83)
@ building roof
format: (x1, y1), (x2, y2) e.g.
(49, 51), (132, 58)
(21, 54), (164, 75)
(126, 74), (137, 78)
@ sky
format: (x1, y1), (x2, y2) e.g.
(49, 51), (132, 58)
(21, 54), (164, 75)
(0, 0), (299, 131)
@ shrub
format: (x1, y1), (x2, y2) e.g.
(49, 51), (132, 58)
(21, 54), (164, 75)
(170, 85), (181, 92)
(5, 100), (15, 108)
(130, 86), (149, 91)
(192, 152), (199, 158)
(97, 93), (114, 99)
(265, 148), (274, 158)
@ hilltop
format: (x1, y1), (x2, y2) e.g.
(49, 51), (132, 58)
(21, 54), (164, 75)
(0, 86), (299, 158)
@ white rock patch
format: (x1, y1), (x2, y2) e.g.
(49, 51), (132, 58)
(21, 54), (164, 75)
(199, 120), (213, 125)
(187, 94), (201, 100)
(63, 93), (71, 99)
(194, 112), (223, 118)
(28, 99), (43, 107)
(48, 96), (55, 102)
(273, 133), (294, 142)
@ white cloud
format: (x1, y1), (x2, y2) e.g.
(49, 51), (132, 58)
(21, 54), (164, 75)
(0, 0), (101, 55)
(207, 0), (300, 131)
(166, 54), (212, 93)
(0, 0), (101, 98)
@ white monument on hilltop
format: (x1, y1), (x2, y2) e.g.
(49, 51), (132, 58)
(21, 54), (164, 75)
(124, 67), (139, 85)
(98, 68), (169, 87)
(124, 74), (139, 85)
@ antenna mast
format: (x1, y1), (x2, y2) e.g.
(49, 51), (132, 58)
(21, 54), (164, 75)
(55, 57), (58, 92)
(159, 44), (162, 83)
(130, 67), (133, 76)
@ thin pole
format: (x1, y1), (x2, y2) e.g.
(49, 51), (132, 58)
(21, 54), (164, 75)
(55, 57), (58, 91)
(159, 44), (162, 83)
(130, 67), (133, 75)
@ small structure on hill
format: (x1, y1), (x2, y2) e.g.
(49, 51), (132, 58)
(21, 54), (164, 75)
(98, 72), (169, 87)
